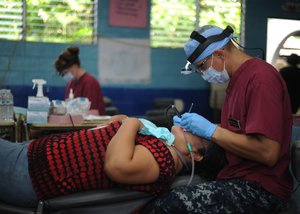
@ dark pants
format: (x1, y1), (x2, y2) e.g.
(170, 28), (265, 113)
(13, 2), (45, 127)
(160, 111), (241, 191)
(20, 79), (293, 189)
(152, 179), (288, 214)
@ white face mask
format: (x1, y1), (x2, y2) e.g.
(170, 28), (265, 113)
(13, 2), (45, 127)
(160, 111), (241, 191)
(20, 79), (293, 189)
(63, 72), (74, 82)
(138, 118), (175, 146)
(201, 55), (229, 84)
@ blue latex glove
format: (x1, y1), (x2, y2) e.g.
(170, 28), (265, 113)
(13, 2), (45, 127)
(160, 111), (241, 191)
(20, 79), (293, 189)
(173, 115), (181, 126)
(179, 113), (217, 140)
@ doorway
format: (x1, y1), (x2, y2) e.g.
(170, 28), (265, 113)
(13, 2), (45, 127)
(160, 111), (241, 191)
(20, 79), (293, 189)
(267, 18), (300, 70)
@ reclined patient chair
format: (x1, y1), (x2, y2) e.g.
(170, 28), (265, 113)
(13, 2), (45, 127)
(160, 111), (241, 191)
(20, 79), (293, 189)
(0, 141), (299, 214)
(0, 174), (203, 214)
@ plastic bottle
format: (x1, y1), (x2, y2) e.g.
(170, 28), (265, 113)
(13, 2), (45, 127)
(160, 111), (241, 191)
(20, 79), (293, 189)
(2, 89), (8, 120)
(2, 89), (13, 121)
(65, 88), (74, 114)
(6, 89), (14, 121)
(69, 88), (74, 99)
(0, 90), (5, 121)
(32, 79), (46, 97)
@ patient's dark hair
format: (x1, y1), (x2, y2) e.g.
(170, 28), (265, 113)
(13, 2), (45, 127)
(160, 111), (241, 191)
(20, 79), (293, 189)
(194, 142), (227, 180)
(54, 46), (81, 76)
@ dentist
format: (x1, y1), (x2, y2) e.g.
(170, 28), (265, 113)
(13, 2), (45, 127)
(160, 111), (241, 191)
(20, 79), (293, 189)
(153, 25), (293, 213)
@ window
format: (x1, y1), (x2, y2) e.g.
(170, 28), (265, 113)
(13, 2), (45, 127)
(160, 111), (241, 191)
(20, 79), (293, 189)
(0, 1), (23, 40)
(150, 0), (196, 48)
(0, 0), (97, 44)
(267, 18), (300, 66)
(279, 34), (300, 57)
(150, 0), (242, 48)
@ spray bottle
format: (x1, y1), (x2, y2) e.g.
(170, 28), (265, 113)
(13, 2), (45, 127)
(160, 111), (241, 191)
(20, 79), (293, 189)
(32, 79), (47, 97)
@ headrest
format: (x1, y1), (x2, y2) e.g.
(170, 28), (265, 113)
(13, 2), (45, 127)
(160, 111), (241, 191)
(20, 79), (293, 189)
(184, 25), (234, 64)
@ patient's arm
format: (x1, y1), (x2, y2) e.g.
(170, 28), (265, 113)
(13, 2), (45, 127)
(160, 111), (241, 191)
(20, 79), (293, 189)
(107, 114), (128, 123)
(95, 114), (128, 128)
(105, 117), (160, 184)
(96, 114), (128, 127)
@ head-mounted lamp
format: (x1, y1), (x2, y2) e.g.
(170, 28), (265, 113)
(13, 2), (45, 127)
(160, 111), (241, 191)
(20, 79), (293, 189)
(181, 61), (193, 75)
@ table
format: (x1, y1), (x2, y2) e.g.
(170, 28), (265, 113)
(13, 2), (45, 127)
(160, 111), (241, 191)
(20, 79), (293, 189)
(0, 121), (17, 142)
(28, 120), (108, 139)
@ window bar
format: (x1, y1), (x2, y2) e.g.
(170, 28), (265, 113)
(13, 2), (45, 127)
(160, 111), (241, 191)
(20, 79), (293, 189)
(22, 0), (26, 40)
(195, 0), (200, 31)
(93, 0), (98, 44)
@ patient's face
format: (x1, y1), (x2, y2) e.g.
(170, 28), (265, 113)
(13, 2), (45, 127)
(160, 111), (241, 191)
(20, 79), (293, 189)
(171, 125), (208, 155)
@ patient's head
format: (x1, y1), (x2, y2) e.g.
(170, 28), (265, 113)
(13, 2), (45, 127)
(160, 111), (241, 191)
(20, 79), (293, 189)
(194, 140), (226, 180)
(171, 126), (227, 180)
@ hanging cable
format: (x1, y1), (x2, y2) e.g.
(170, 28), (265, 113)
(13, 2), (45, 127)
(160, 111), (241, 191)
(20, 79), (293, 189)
(186, 143), (195, 186)
(232, 38), (265, 60)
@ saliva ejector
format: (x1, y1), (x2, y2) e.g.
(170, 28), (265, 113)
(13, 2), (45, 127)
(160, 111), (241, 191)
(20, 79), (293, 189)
(169, 103), (195, 185)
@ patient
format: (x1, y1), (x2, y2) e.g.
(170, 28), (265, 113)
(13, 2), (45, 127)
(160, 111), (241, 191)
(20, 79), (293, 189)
(0, 115), (226, 208)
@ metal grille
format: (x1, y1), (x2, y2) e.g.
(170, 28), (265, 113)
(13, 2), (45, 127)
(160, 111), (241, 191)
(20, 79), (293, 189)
(150, 0), (196, 48)
(0, 1), (23, 40)
(0, 0), (97, 44)
(150, 0), (242, 48)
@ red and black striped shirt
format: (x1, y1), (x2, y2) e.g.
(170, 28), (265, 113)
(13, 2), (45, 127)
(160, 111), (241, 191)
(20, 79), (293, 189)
(28, 121), (176, 200)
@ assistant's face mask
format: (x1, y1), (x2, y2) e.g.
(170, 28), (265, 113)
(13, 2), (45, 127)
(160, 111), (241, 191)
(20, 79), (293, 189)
(63, 72), (74, 82)
(201, 55), (229, 84)
(138, 118), (175, 146)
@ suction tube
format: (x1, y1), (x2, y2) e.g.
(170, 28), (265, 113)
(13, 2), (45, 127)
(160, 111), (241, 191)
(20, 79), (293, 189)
(186, 143), (195, 186)
(184, 103), (195, 185)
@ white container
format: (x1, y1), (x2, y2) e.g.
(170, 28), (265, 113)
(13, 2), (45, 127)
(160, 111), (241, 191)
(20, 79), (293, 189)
(27, 110), (48, 124)
(28, 96), (50, 111)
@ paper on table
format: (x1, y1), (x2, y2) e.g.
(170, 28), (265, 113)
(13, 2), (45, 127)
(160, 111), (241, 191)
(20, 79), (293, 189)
(84, 115), (112, 121)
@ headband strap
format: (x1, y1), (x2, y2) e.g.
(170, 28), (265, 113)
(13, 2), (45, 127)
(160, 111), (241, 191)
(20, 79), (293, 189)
(187, 25), (234, 63)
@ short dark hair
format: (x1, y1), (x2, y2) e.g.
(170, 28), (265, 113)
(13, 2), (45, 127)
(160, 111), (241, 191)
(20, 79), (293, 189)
(287, 53), (300, 66)
(194, 142), (227, 180)
(54, 46), (81, 76)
